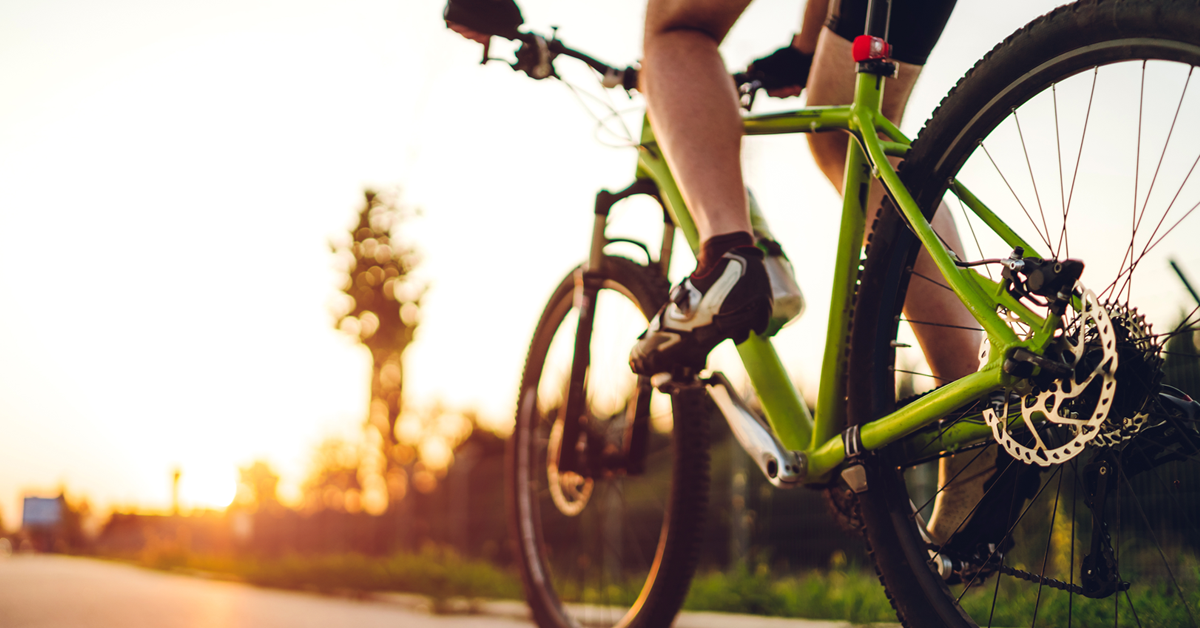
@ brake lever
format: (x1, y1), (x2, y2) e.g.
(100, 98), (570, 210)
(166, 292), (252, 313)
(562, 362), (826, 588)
(739, 79), (762, 111)
(513, 34), (555, 79)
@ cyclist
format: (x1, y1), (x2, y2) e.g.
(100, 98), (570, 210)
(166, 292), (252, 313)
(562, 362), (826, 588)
(447, 0), (988, 545)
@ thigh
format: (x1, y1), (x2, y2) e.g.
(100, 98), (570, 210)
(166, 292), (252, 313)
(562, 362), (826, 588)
(644, 0), (753, 43)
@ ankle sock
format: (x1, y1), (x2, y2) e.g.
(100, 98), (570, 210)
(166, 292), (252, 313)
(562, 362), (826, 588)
(694, 231), (754, 279)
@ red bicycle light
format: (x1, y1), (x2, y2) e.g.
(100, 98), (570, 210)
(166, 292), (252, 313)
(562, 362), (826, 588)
(852, 35), (891, 62)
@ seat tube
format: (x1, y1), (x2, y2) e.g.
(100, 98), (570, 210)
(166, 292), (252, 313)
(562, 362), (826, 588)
(813, 138), (871, 449)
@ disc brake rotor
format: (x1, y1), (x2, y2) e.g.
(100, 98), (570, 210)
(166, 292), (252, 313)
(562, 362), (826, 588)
(983, 286), (1120, 466)
(547, 417), (593, 516)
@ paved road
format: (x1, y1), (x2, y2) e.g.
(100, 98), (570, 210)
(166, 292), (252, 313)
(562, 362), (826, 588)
(0, 555), (530, 628)
(0, 555), (863, 628)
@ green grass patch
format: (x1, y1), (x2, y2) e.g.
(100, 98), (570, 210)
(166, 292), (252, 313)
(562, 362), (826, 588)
(684, 562), (897, 624)
(127, 542), (1199, 624)
(136, 546), (523, 604)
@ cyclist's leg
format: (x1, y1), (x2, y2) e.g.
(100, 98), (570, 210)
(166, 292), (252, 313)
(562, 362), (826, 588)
(642, 0), (754, 244)
(806, 21), (989, 541)
(806, 26), (980, 383)
(632, 0), (773, 378)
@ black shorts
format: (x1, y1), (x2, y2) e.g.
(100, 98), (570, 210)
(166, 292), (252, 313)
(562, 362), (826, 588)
(826, 0), (957, 66)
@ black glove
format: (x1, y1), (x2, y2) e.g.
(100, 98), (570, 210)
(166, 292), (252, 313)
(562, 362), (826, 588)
(444, 0), (524, 40)
(748, 45), (813, 93)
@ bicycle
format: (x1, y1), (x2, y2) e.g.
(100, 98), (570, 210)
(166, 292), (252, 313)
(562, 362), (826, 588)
(486, 1), (1200, 626)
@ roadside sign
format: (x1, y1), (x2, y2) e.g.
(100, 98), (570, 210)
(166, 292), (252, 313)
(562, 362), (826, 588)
(22, 497), (61, 528)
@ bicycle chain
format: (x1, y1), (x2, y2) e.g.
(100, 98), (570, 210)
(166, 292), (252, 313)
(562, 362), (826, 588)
(995, 562), (1085, 595)
(930, 544), (1089, 595)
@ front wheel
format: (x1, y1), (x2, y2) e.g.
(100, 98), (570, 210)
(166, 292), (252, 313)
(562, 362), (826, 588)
(507, 256), (711, 628)
(849, 1), (1200, 626)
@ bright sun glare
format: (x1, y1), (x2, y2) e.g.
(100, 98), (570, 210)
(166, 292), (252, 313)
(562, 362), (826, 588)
(179, 469), (237, 511)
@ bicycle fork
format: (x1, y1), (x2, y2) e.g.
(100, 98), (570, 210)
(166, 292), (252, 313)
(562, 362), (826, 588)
(557, 180), (666, 476)
(555, 178), (810, 487)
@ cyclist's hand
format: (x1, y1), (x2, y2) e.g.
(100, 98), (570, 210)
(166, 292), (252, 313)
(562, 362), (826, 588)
(443, 0), (524, 40)
(747, 44), (813, 98)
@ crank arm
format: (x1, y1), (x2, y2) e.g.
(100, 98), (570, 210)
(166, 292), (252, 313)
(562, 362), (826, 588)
(705, 371), (806, 487)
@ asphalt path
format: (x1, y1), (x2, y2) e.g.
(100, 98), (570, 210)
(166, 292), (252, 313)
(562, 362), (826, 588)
(0, 554), (530, 628)
(0, 554), (864, 628)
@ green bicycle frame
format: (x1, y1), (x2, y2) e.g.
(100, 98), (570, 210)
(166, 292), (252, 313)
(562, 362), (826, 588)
(631, 70), (1055, 483)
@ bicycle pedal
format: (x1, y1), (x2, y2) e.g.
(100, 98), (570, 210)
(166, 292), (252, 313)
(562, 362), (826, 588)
(650, 370), (701, 393)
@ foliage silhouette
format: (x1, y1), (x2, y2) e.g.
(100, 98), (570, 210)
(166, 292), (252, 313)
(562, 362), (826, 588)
(331, 190), (425, 512)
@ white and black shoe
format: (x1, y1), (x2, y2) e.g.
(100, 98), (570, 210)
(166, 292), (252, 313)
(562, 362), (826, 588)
(629, 246), (772, 378)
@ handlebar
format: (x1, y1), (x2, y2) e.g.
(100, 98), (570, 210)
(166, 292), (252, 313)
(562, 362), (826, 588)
(493, 30), (764, 109)
(504, 31), (640, 93)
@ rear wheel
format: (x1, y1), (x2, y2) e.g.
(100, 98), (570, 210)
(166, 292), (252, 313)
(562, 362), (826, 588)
(507, 256), (711, 628)
(849, 1), (1200, 626)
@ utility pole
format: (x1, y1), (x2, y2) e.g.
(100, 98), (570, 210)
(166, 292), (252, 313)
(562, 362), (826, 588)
(171, 468), (182, 516)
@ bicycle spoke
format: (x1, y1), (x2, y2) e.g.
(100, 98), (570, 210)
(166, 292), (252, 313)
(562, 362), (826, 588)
(1053, 83), (1067, 259)
(982, 142), (1055, 253)
(912, 270), (955, 293)
(1014, 110), (1053, 253)
(988, 561), (1003, 628)
(893, 367), (950, 382)
(1063, 68), (1101, 259)
(1031, 465), (1065, 627)
(956, 195), (994, 281)
(1122, 587), (1145, 628)
(1112, 66), (1195, 304)
(1116, 62), (1148, 306)
(901, 318), (985, 332)
(1118, 465), (1199, 627)
(1069, 460), (1078, 628)
(909, 444), (996, 518)
(1160, 304), (1200, 342)
(1133, 67), (1191, 239)
(1106, 193), (1200, 306)
(1123, 433), (1200, 562)
(1134, 197), (1200, 270)
(957, 465), (1065, 600)
(910, 400), (992, 461)
(927, 456), (1021, 570)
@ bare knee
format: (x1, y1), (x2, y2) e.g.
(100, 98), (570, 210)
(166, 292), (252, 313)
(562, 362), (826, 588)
(644, 0), (751, 47)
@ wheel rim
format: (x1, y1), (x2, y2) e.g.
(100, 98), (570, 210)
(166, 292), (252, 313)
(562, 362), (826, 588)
(515, 281), (678, 628)
(886, 47), (1200, 627)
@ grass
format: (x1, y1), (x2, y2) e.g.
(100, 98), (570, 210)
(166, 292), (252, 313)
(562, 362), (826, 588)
(685, 557), (1200, 626)
(127, 541), (1200, 625)
(133, 544), (523, 605)
(684, 561), (898, 624)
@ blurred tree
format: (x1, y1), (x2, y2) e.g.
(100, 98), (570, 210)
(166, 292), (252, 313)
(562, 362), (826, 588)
(302, 437), (367, 513)
(234, 460), (282, 513)
(331, 190), (425, 515)
(54, 493), (91, 554)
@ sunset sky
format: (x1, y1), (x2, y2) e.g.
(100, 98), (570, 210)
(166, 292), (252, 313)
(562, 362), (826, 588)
(2, 0), (1194, 527)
